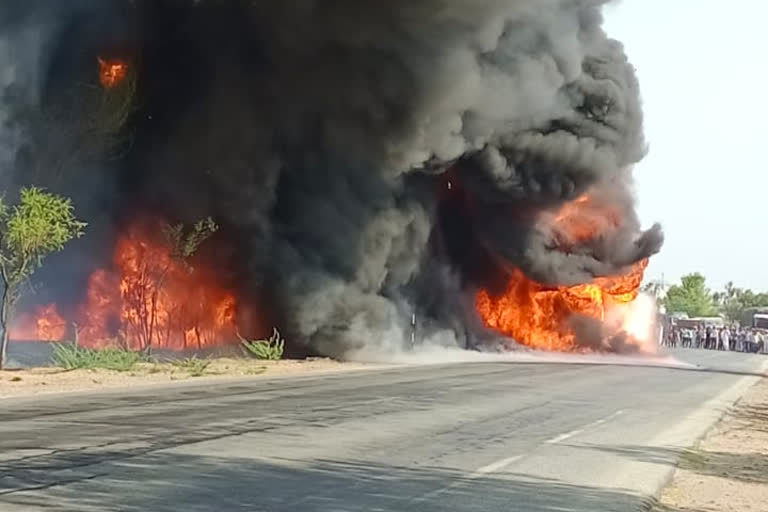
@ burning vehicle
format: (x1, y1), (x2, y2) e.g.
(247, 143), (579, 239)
(0, 0), (663, 358)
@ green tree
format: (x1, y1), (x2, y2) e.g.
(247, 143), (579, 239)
(713, 281), (742, 322)
(0, 188), (86, 369)
(714, 281), (768, 322)
(663, 273), (717, 318)
(738, 289), (768, 309)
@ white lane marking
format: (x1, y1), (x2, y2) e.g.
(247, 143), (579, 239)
(472, 455), (524, 478)
(414, 409), (624, 503)
(545, 409), (624, 445)
(412, 455), (524, 503)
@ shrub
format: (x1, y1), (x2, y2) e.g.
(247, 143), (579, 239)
(51, 343), (141, 371)
(171, 356), (212, 377)
(239, 328), (285, 361)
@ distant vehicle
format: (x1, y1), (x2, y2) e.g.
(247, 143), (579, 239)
(752, 314), (768, 329)
(676, 317), (724, 329)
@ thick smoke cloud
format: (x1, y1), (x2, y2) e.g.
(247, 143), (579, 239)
(0, 0), (662, 356)
(0, 4), (53, 182)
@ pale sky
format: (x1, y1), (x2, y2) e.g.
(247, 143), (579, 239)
(603, 0), (768, 292)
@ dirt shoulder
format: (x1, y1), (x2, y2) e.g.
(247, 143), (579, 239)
(0, 358), (375, 399)
(654, 377), (768, 512)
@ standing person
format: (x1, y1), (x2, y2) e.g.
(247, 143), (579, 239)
(705, 325), (712, 349)
(682, 328), (692, 348)
(747, 329), (755, 353)
(721, 327), (730, 352)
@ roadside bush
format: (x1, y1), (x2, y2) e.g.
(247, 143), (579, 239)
(51, 344), (141, 371)
(171, 356), (212, 377)
(239, 328), (285, 361)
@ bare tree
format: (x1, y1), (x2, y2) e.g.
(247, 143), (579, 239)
(121, 218), (218, 357)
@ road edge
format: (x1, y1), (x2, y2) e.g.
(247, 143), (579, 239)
(0, 362), (403, 405)
(633, 358), (768, 510)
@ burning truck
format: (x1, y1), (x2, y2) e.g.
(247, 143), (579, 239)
(0, 0), (663, 358)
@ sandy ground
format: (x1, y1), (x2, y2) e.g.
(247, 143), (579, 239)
(654, 377), (768, 512)
(0, 358), (373, 399)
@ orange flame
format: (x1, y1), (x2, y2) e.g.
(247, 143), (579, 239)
(9, 304), (67, 341)
(553, 194), (622, 246)
(98, 57), (128, 89)
(10, 219), (240, 350)
(477, 195), (656, 353)
(78, 220), (238, 350)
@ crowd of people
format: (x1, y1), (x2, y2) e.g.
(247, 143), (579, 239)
(663, 324), (767, 353)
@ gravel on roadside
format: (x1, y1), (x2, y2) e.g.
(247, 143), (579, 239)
(0, 358), (374, 399)
(653, 377), (768, 512)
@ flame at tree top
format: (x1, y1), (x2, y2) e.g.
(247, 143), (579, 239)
(98, 57), (128, 89)
(477, 195), (657, 353)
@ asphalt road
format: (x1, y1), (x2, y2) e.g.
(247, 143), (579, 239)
(1, 350), (766, 512)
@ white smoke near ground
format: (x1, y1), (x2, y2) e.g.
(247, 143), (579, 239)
(347, 343), (693, 370)
(612, 293), (661, 353)
(349, 291), (666, 362)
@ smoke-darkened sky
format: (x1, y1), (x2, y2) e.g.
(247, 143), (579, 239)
(605, 0), (768, 291)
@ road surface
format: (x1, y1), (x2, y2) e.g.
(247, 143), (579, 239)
(1, 350), (766, 511)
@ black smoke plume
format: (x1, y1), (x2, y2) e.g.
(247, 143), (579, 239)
(0, 0), (663, 356)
